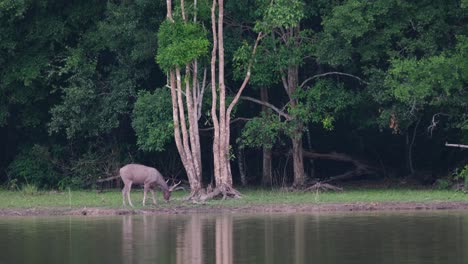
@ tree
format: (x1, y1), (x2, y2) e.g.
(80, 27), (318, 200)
(158, 0), (208, 199)
(316, 0), (467, 176)
(239, 0), (362, 187)
(1, 0), (167, 188)
(204, 0), (263, 198)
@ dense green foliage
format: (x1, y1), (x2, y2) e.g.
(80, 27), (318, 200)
(132, 89), (174, 152)
(156, 20), (209, 71)
(1, 0), (466, 190)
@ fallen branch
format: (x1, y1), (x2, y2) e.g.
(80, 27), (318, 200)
(445, 142), (468, 149)
(304, 182), (343, 192)
(302, 150), (376, 182)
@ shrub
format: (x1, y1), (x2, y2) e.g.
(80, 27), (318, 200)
(21, 184), (40, 196)
(7, 145), (59, 189)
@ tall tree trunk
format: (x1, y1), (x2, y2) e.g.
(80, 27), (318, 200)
(237, 145), (247, 186)
(260, 87), (272, 186)
(205, 0), (262, 199)
(165, 0), (203, 198)
(291, 127), (306, 187)
(286, 63), (306, 187)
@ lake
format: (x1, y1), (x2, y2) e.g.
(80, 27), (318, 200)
(0, 211), (467, 263)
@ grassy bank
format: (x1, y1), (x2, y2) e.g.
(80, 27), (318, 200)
(1, 187), (467, 209)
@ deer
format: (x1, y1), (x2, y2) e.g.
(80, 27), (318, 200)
(120, 164), (181, 207)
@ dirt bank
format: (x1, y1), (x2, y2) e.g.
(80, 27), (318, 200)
(2, 201), (468, 216)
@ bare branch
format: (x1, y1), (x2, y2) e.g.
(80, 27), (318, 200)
(427, 113), (449, 137)
(240, 96), (292, 120)
(165, 84), (187, 97)
(197, 68), (207, 121)
(300, 71), (370, 88)
(199, 117), (252, 131)
(226, 32), (265, 118)
(445, 142), (468, 149)
(409, 99), (417, 117)
(281, 74), (289, 95)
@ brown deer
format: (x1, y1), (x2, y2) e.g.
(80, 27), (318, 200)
(120, 164), (181, 207)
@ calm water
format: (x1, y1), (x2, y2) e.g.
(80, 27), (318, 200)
(0, 211), (467, 264)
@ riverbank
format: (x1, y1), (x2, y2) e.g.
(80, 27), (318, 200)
(1, 188), (468, 216)
(3, 201), (468, 216)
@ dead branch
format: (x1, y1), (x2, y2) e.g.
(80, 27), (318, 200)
(302, 150), (377, 182)
(199, 117), (251, 132)
(300, 71), (370, 88)
(304, 182), (343, 192)
(240, 96), (292, 120)
(445, 142), (468, 149)
(427, 113), (449, 137)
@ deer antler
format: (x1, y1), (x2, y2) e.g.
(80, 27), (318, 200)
(169, 180), (182, 191)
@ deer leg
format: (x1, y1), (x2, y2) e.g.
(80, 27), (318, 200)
(122, 183), (130, 207)
(143, 184), (149, 206)
(126, 182), (134, 208)
(150, 189), (157, 205)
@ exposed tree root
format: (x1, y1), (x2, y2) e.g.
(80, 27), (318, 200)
(304, 182), (343, 192)
(281, 182), (343, 192)
(183, 188), (206, 201)
(199, 184), (242, 201)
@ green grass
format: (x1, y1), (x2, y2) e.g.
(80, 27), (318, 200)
(0, 187), (467, 209)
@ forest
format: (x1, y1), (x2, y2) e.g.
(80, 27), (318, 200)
(0, 0), (467, 197)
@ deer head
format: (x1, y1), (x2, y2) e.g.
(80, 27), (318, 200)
(163, 180), (182, 202)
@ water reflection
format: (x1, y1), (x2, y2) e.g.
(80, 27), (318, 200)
(0, 211), (467, 264)
(176, 214), (204, 264)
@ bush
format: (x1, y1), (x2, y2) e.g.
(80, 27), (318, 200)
(435, 165), (468, 190)
(21, 184), (40, 196)
(7, 145), (59, 189)
(435, 178), (451, 190)
(454, 165), (468, 190)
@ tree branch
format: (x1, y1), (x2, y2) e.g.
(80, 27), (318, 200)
(226, 32), (264, 119)
(427, 113), (449, 137)
(240, 96), (292, 120)
(445, 142), (468, 149)
(199, 117), (251, 131)
(300, 71), (370, 88)
(165, 84), (187, 96)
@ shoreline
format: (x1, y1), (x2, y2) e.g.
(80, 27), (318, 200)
(3, 201), (468, 217)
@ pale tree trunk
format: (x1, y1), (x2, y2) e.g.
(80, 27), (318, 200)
(260, 87), (272, 186)
(210, 0), (237, 196)
(204, 0), (262, 199)
(165, 0), (203, 198)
